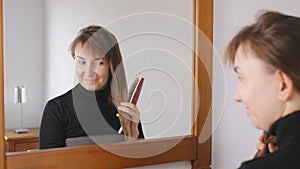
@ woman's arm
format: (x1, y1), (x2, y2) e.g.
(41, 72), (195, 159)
(39, 100), (66, 149)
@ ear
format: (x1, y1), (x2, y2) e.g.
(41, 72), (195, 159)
(276, 70), (294, 101)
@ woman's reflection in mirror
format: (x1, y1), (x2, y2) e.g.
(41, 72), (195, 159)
(39, 25), (144, 149)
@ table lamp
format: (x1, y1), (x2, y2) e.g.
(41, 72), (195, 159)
(14, 86), (29, 133)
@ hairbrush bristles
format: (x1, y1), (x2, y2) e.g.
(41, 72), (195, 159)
(128, 77), (139, 101)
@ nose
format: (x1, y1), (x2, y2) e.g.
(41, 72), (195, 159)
(85, 64), (96, 76)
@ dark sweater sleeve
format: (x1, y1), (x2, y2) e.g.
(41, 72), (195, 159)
(39, 100), (66, 149)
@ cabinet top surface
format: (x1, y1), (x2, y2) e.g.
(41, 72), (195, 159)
(4, 128), (39, 141)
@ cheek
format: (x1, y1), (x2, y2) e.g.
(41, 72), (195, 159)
(246, 82), (281, 130)
(242, 79), (274, 105)
(75, 65), (84, 77)
(239, 82), (255, 103)
(96, 66), (110, 78)
(239, 82), (267, 114)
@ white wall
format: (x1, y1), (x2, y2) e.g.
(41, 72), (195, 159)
(3, 0), (44, 129)
(212, 0), (300, 169)
(44, 0), (193, 140)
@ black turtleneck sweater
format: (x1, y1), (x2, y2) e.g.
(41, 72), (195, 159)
(239, 111), (300, 169)
(39, 84), (144, 149)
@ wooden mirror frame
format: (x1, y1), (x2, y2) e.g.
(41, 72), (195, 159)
(0, 0), (213, 168)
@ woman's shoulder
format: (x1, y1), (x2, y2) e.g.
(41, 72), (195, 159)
(239, 144), (300, 169)
(46, 88), (73, 107)
(42, 88), (75, 118)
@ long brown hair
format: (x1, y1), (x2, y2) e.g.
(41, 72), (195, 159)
(70, 26), (133, 137)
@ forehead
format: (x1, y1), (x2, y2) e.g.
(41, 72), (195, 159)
(234, 45), (251, 66)
(74, 43), (105, 60)
(234, 45), (268, 73)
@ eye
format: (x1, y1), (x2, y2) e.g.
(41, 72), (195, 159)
(78, 60), (85, 65)
(95, 60), (105, 65)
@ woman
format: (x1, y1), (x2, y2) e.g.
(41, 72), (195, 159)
(224, 11), (300, 168)
(40, 26), (144, 149)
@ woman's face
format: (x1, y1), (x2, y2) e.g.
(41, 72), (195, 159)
(74, 43), (110, 91)
(234, 45), (284, 131)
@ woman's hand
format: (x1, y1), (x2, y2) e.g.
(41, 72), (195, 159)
(117, 102), (140, 140)
(256, 134), (278, 153)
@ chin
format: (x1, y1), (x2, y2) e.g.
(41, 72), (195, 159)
(254, 125), (262, 130)
(253, 123), (267, 131)
(81, 84), (96, 91)
(84, 87), (96, 91)
(251, 119), (261, 129)
(80, 81), (106, 91)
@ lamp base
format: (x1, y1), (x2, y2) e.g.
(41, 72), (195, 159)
(15, 128), (29, 133)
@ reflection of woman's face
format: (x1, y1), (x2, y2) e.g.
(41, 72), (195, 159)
(233, 45), (284, 131)
(74, 43), (110, 91)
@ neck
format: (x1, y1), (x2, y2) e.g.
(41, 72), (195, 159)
(282, 91), (300, 117)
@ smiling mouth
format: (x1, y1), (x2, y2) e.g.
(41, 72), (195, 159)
(84, 79), (98, 83)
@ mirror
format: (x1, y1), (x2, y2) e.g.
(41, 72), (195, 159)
(0, 0), (213, 168)
(4, 0), (193, 141)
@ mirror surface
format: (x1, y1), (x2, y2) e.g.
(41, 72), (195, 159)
(3, 0), (194, 150)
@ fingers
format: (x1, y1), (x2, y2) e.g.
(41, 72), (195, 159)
(117, 102), (140, 123)
(117, 102), (141, 139)
(256, 134), (278, 153)
(257, 142), (266, 151)
(258, 134), (265, 143)
(268, 143), (278, 153)
(256, 134), (265, 151)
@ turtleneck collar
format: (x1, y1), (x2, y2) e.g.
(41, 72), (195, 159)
(73, 83), (110, 102)
(269, 110), (300, 148)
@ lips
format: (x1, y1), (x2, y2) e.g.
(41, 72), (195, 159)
(244, 105), (250, 115)
(84, 79), (98, 84)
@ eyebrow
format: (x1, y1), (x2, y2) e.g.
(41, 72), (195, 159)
(76, 56), (105, 61)
(94, 57), (105, 61)
(76, 56), (85, 60)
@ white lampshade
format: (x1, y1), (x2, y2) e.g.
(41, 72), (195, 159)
(14, 86), (27, 103)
